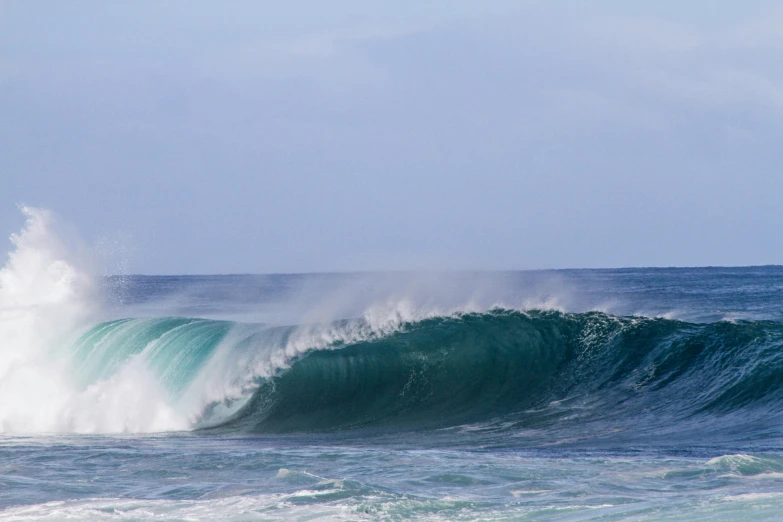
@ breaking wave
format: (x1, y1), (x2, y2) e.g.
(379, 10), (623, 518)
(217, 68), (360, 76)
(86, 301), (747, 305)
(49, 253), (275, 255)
(2, 208), (783, 440)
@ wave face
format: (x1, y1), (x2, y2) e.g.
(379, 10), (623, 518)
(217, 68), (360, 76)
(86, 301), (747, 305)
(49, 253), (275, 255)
(217, 310), (783, 436)
(57, 308), (783, 438)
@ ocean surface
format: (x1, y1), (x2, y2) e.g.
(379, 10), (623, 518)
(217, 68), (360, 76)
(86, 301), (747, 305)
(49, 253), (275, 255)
(2, 209), (783, 520)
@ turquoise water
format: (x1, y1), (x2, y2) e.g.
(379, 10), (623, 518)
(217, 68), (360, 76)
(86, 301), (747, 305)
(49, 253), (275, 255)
(2, 268), (783, 520)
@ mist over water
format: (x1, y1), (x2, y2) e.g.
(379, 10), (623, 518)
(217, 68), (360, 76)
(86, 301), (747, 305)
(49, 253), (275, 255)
(2, 208), (783, 520)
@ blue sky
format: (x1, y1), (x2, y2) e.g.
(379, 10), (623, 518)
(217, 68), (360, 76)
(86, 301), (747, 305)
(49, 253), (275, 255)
(2, 1), (782, 274)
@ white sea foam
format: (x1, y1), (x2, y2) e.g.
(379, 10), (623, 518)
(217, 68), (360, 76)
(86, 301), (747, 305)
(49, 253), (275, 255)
(0, 495), (353, 521)
(0, 207), (187, 433)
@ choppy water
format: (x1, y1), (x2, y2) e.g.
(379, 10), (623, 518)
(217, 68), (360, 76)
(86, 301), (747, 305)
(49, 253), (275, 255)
(1, 209), (783, 520)
(3, 435), (783, 521)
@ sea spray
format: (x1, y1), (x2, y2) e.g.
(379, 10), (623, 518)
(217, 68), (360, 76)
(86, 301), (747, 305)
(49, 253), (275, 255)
(0, 207), (95, 432)
(0, 208), (186, 433)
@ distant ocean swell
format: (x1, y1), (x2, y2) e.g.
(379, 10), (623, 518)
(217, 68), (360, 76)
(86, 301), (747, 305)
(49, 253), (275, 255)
(58, 309), (783, 436)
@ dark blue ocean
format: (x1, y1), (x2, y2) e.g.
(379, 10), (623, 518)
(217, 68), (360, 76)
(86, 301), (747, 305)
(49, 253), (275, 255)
(2, 259), (783, 519)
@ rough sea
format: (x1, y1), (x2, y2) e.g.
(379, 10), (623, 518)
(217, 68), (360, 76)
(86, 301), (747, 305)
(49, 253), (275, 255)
(1, 208), (783, 520)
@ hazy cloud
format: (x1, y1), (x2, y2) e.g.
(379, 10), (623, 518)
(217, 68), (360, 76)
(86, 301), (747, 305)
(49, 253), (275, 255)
(2, 2), (782, 272)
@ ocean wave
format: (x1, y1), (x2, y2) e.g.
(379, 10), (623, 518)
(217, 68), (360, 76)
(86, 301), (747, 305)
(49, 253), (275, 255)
(46, 308), (783, 436)
(2, 207), (783, 438)
(215, 310), (783, 433)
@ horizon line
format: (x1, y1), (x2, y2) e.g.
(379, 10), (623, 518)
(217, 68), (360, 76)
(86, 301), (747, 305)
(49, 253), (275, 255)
(107, 264), (783, 278)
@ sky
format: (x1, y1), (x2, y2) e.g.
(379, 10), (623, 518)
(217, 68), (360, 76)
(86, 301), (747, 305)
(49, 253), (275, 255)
(2, 1), (783, 274)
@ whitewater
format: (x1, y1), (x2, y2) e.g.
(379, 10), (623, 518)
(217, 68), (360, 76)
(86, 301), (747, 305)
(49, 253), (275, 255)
(2, 207), (783, 520)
